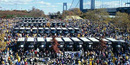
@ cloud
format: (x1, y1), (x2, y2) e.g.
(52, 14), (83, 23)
(37, 1), (51, 6)
(0, 0), (32, 5)
(41, 7), (59, 14)
(39, 1), (58, 8)
(56, 3), (63, 5)
(40, 5), (58, 8)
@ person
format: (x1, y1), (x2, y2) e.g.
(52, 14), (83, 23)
(1, 61), (5, 65)
(24, 58), (27, 65)
(21, 59), (24, 65)
(34, 58), (37, 64)
(16, 61), (21, 65)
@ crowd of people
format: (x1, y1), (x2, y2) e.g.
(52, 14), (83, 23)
(0, 18), (130, 65)
(12, 19), (130, 42)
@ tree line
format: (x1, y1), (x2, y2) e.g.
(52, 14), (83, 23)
(0, 7), (45, 18)
(55, 8), (130, 33)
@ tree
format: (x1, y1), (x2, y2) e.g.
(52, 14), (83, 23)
(57, 11), (62, 19)
(62, 10), (74, 19)
(0, 33), (6, 51)
(113, 12), (130, 32)
(95, 9), (111, 24)
(29, 7), (45, 17)
(61, 8), (83, 19)
(83, 9), (111, 24)
(69, 8), (82, 16)
(83, 10), (99, 22)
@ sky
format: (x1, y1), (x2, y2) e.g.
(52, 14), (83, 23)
(0, 0), (130, 14)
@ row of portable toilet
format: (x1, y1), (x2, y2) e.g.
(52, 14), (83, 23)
(17, 17), (46, 20)
(16, 22), (66, 27)
(21, 20), (47, 23)
(13, 27), (81, 36)
(15, 37), (128, 52)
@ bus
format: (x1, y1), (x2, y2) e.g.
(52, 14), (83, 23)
(25, 27), (31, 34)
(19, 27), (25, 33)
(106, 38), (121, 53)
(118, 40), (128, 53)
(46, 37), (53, 51)
(32, 27), (37, 34)
(44, 27), (50, 34)
(51, 28), (56, 35)
(57, 22), (61, 27)
(38, 22), (43, 27)
(13, 27), (19, 34)
(26, 37), (35, 50)
(24, 22), (29, 27)
(79, 37), (93, 51)
(55, 37), (65, 51)
(68, 28), (75, 36)
(88, 37), (99, 50)
(74, 28), (81, 34)
(71, 37), (83, 51)
(62, 37), (74, 51)
(62, 28), (68, 35)
(61, 23), (66, 27)
(17, 37), (25, 51)
(38, 28), (44, 34)
(37, 37), (46, 51)
(51, 22), (57, 27)
(56, 27), (62, 35)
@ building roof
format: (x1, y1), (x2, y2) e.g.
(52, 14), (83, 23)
(63, 37), (72, 42)
(71, 37), (81, 42)
(18, 37), (25, 41)
(80, 37), (90, 42)
(106, 38), (118, 42)
(46, 37), (52, 42)
(26, 28), (31, 29)
(37, 37), (45, 42)
(39, 28), (43, 29)
(32, 28), (37, 29)
(57, 27), (62, 29)
(102, 39), (109, 42)
(74, 28), (79, 29)
(68, 28), (73, 30)
(27, 37), (35, 42)
(62, 28), (67, 30)
(14, 28), (19, 29)
(45, 27), (49, 29)
(55, 38), (63, 42)
(51, 28), (56, 30)
(20, 27), (25, 29)
(119, 40), (125, 43)
(88, 37), (99, 42)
